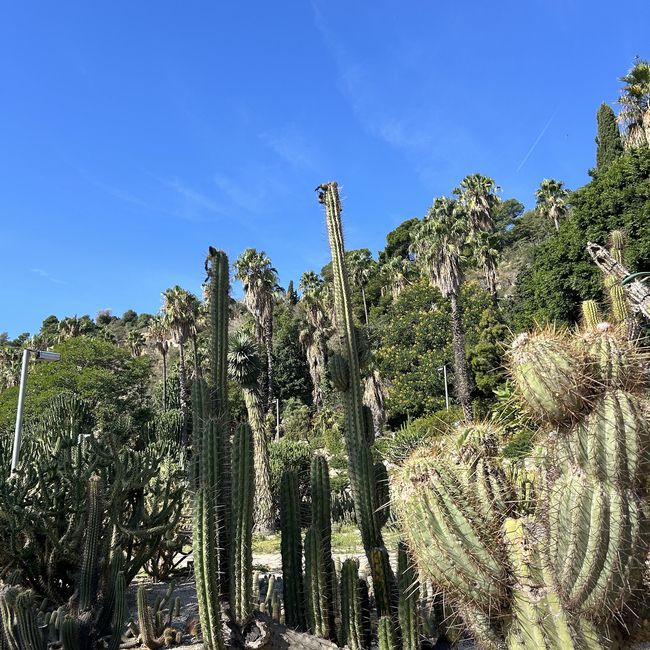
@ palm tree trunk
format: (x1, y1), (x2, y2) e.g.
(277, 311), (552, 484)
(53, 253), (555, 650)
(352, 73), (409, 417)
(449, 293), (473, 422)
(178, 342), (189, 445)
(192, 333), (202, 378)
(361, 285), (369, 328)
(162, 351), (168, 412)
(264, 316), (274, 410)
(244, 388), (275, 534)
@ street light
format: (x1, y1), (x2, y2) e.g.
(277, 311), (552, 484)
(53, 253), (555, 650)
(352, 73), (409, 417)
(11, 348), (61, 472)
(438, 364), (449, 411)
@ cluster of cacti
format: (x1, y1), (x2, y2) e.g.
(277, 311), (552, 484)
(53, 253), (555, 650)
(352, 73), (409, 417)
(136, 583), (182, 649)
(0, 393), (184, 603)
(317, 182), (397, 621)
(392, 315), (650, 648)
(0, 476), (127, 650)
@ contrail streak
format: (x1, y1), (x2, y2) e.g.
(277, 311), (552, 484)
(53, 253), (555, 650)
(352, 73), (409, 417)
(516, 107), (559, 173)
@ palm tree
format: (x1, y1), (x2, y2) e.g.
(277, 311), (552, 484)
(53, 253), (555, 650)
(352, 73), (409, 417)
(347, 249), (374, 327)
(535, 179), (571, 232)
(617, 58), (650, 149)
(162, 285), (198, 443)
(228, 331), (275, 533)
(381, 257), (410, 301)
(299, 272), (333, 409)
(455, 173), (499, 232)
(147, 315), (170, 411)
(234, 249), (278, 409)
(412, 197), (474, 421)
(126, 329), (145, 357)
(455, 174), (500, 304)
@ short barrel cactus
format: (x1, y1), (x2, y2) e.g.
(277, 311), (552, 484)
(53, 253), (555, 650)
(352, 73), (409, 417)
(392, 322), (650, 649)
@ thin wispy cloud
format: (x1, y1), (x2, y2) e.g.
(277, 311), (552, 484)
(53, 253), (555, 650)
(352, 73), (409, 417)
(311, 2), (480, 187)
(516, 108), (559, 173)
(167, 178), (222, 213)
(30, 268), (66, 285)
(259, 126), (315, 169)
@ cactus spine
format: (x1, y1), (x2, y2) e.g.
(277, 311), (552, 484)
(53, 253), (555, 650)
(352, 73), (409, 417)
(317, 181), (397, 620)
(279, 471), (306, 631)
(231, 422), (254, 623)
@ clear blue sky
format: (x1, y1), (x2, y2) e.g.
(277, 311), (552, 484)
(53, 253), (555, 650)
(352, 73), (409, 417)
(2, 1), (648, 338)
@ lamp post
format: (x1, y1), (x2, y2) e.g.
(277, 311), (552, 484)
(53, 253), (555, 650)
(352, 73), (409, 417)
(11, 349), (61, 472)
(438, 364), (449, 411)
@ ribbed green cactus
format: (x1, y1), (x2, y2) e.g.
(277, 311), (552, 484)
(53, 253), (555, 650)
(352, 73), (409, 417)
(310, 455), (336, 639)
(136, 584), (182, 650)
(79, 474), (102, 612)
(304, 526), (330, 639)
(393, 322), (650, 649)
(397, 542), (420, 650)
(192, 247), (231, 650)
(279, 471), (306, 631)
(377, 616), (396, 650)
(581, 299), (601, 328)
(317, 181), (397, 620)
(205, 247), (232, 600)
(231, 422), (254, 624)
(339, 558), (366, 650)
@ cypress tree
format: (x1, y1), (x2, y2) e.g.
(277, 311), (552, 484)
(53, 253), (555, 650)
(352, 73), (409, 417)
(596, 103), (623, 172)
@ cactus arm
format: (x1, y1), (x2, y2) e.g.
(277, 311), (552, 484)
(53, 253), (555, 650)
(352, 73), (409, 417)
(79, 475), (103, 612)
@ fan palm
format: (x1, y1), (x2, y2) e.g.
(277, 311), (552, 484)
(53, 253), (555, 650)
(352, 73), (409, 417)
(126, 329), (145, 357)
(412, 197), (474, 421)
(617, 58), (650, 149)
(535, 179), (571, 232)
(298, 272), (333, 409)
(147, 315), (170, 411)
(162, 285), (199, 443)
(347, 249), (374, 327)
(381, 257), (410, 301)
(228, 331), (275, 533)
(455, 174), (500, 303)
(234, 248), (279, 409)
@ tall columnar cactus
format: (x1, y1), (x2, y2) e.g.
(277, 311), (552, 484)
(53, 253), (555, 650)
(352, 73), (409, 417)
(339, 558), (368, 650)
(205, 247), (232, 598)
(310, 455), (336, 639)
(317, 181), (397, 620)
(79, 474), (103, 612)
(192, 247), (232, 650)
(392, 322), (650, 649)
(304, 526), (330, 639)
(279, 471), (306, 631)
(397, 541), (420, 650)
(231, 422), (254, 624)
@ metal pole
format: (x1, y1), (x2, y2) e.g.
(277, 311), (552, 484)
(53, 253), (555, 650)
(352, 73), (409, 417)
(276, 398), (280, 440)
(11, 349), (31, 472)
(443, 364), (449, 411)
